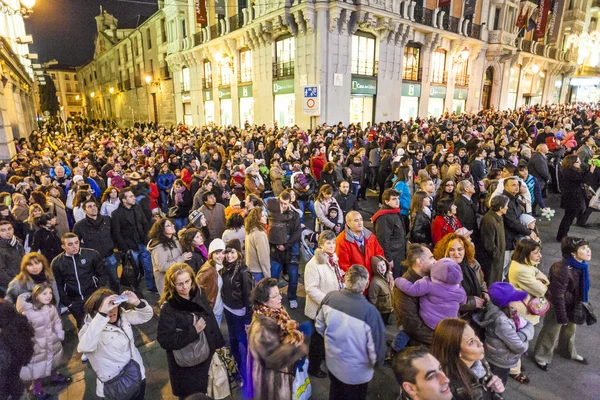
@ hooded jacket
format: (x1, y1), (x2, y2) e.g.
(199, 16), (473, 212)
(372, 205), (406, 274)
(16, 293), (64, 381)
(395, 259), (467, 330)
(473, 302), (533, 369)
(367, 256), (393, 314)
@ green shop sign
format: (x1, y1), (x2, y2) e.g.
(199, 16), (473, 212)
(218, 88), (231, 99)
(203, 89), (213, 101)
(273, 79), (295, 95)
(351, 78), (377, 95)
(238, 85), (253, 98)
(402, 83), (421, 97)
(454, 88), (468, 100)
(430, 86), (447, 98)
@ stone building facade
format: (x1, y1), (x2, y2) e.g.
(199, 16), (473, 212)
(42, 61), (85, 118)
(77, 9), (176, 127)
(161, 0), (582, 129)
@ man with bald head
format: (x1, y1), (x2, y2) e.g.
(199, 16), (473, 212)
(528, 143), (551, 196)
(335, 210), (384, 279)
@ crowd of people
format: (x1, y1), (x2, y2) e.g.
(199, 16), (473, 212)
(0, 101), (598, 400)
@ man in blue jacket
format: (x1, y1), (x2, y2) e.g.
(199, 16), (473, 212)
(316, 264), (386, 400)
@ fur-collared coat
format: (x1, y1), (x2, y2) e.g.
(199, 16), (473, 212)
(247, 314), (307, 400)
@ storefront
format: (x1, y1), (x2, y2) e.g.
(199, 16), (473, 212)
(218, 88), (232, 127)
(182, 94), (192, 126)
(238, 85), (254, 126)
(507, 67), (520, 110)
(350, 77), (377, 126)
(428, 86), (446, 117)
(453, 88), (468, 114)
(203, 89), (215, 125)
(400, 83), (420, 121)
(569, 77), (600, 102)
(273, 78), (295, 128)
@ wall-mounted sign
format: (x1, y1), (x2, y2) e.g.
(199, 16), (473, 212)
(218, 88), (231, 99)
(430, 86), (447, 98)
(453, 88), (468, 100)
(273, 79), (295, 95)
(351, 77), (377, 95)
(402, 83), (422, 97)
(238, 85), (253, 98)
(203, 89), (213, 101)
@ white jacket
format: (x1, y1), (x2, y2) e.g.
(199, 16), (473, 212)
(304, 249), (344, 320)
(77, 300), (154, 397)
(314, 197), (343, 233)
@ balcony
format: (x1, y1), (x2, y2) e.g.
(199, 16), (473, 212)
(238, 70), (252, 84)
(431, 71), (447, 85)
(423, 8), (434, 27)
(202, 77), (213, 89)
(124, 79), (131, 90)
(351, 59), (379, 77)
(117, 82), (124, 92)
(448, 16), (461, 34)
(563, 9), (586, 22)
(160, 66), (170, 79)
(488, 30), (516, 45)
(219, 74), (232, 87)
(402, 66), (422, 82)
(134, 76), (142, 87)
(181, 83), (191, 92)
(455, 73), (470, 87)
(469, 24), (482, 40)
(273, 60), (294, 79)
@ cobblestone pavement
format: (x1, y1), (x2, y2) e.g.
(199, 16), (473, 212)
(38, 191), (600, 400)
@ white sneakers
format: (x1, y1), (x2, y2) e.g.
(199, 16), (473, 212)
(289, 300), (298, 309)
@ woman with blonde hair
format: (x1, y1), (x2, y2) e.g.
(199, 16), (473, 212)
(245, 207), (271, 282)
(157, 263), (224, 399)
(6, 252), (59, 304)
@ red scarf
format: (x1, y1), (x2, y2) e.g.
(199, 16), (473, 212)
(326, 252), (345, 289)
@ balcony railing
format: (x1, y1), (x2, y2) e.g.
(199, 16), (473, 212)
(431, 71), (447, 84)
(522, 39), (534, 53)
(423, 8), (434, 27)
(402, 66), (422, 82)
(351, 59), (379, 77)
(273, 60), (294, 79)
(124, 79), (131, 90)
(414, 1), (424, 22)
(469, 24), (482, 40)
(455, 73), (470, 87)
(134, 76), (142, 87)
(181, 83), (191, 92)
(219, 74), (232, 87)
(202, 77), (213, 89)
(238, 69), (252, 84)
(161, 66), (170, 79)
(448, 16), (461, 34)
(117, 82), (124, 92)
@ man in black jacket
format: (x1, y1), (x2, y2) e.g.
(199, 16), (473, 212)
(0, 220), (24, 297)
(74, 199), (119, 292)
(335, 180), (359, 219)
(51, 233), (106, 328)
(372, 189), (406, 278)
(528, 144), (551, 195)
(111, 187), (156, 292)
(502, 178), (536, 277)
(455, 180), (478, 238)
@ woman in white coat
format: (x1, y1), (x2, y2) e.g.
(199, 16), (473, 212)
(303, 230), (345, 378)
(78, 289), (154, 399)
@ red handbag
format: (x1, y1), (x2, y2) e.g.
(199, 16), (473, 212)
(523, 296), (550, 316)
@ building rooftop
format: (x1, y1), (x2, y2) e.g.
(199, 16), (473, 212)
(119, 14), (150, 29)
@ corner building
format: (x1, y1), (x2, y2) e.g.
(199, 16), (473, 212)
(165, 0), (580, 127)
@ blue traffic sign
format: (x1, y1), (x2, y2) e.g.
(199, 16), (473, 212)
(304, 86), (318, 98)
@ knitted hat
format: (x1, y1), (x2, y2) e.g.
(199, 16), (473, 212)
(188, 209), (204, 226)
(72, 175), (84, 183)
(229, 194), (241, 207)
(488, 282), (528, 307)
(430, 258), (463, 285)
(520, 213), (536, 227)
(225, 239), (242, 254)
(208, 239), (225, 255)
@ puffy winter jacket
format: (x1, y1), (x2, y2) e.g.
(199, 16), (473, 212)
(473, 302), (533, 369)
(16, 293), (64, 381)
(157, 172), (176, 191)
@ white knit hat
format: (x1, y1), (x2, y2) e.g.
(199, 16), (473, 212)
(229, 194), (241, 207)
(208, 238), (225, 255)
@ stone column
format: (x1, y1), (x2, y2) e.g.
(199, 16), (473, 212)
(376, 36), (404, 121)
(0, 81), (17, 160)
(251, 32), (274, 127)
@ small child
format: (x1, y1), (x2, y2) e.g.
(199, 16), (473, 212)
(325, 204), (342, 233)
(395, 258), (466, 330)
(519, 214), (541, 243)
(368, 256), (394, 324)
(16, 283), (70, 398)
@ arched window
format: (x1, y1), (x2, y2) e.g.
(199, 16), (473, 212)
(203, 61), (212, 89)
(352, 31), (377, 76)
(239, 48), (252, 83)
(181, 66), (190, 92)
(431, 49), (447, 84)
(403, 43), (421, 81)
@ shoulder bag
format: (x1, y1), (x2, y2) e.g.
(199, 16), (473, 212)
(173, 315), (210, 367)
(522, 296), (550, 316)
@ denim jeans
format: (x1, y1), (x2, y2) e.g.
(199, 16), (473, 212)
(131, 243), (156, 291)
(298, 200), (316, 222)
(251, 272), (264, 283)
(224, 309), (252, 385)
(271, 261), (298, 301)
(214, 311), (223, 327)
(174, 217), (188, 233)
(351, 182), (360, 197)
(392, 329), (410, 352)
(159, 190), (169, 212)
(103, 253), (120, 293)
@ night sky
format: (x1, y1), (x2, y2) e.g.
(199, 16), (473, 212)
(26, 0), (158, 67)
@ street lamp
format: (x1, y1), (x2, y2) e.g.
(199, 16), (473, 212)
(459, 47), (470, 61)
(90, 92), (95, 98)
(75, 95), (80, 100)
(530, 64), (539, 74)
(109, 87), (114, 94)
(145, 75), (152, 84)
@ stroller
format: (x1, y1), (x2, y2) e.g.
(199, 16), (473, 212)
(300, 228), (319, 264)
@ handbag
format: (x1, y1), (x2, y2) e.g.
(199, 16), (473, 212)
(92, 331), (143, 400)
(208, 351), (231, 400)
(574, 301), (597, 326)
(522, 296), (550, 316)
(120, 251), (141, 289)
(173, 320), (209, 367)
(292, 358), (312, 400)
(167, 206), (179, 218)
(589, 188), (600, 211)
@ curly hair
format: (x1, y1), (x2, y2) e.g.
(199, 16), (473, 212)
(148, 218), (177, 248)
(245, 207), (265, 234)
(433, 233), (476, 265)
(179, 227), (203, 253)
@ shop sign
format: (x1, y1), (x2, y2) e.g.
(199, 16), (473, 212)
(302, 85), (321, 116)
(218, 88), (231, 99)
(453, 88), (468, 100)
(238, 85), (253, 98)
(402, 83), (421, 97)
(351, 78), (377, 95)
(203, 89), (213, 101)
(430, 86), (447, 98)
(273, 79), (295, 95)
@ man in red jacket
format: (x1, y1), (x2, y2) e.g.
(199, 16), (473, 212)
(335, 210), (384, 280)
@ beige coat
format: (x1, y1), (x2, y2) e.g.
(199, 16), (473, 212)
(269, 165), (285, 197)
(304, 249), (344, 320)
(245, 228), (271, 278)
(508, 260), (549, 325)
(47, 197), (70, 238)
(148, 239), (186, 296)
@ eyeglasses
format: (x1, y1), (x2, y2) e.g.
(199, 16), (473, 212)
(445, 183), (455, 187)
(175, 278), (192, 288)
(164, 223), (175, 228)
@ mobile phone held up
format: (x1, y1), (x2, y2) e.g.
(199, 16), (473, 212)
(113, 294), (129, 305)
